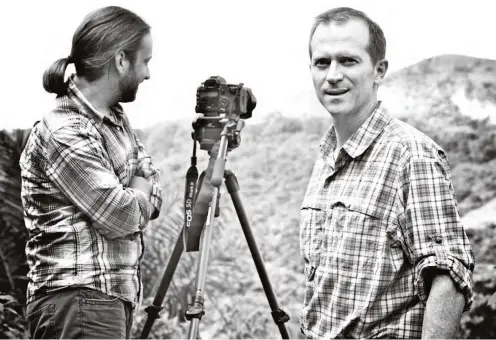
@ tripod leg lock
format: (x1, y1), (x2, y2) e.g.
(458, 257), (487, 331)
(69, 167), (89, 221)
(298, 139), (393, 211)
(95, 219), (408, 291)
(144, 304), (164, 319)
(184, 305), (205, 321)
(271, 308), (290, 325)
(185, 295), (205, 321)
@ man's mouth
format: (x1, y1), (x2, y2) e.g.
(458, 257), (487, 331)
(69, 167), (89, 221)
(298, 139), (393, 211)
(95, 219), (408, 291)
(325, 88), (349, 96)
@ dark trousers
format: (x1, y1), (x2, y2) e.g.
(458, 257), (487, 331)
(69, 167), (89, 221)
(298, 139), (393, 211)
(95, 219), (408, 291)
(26, 287), (134, 339)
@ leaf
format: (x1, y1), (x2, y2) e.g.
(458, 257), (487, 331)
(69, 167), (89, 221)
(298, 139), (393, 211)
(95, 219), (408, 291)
(0, 294), (16, 304)
(4, 307), (20, 316)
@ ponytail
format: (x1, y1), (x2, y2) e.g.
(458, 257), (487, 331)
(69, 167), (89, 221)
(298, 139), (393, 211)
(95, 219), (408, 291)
(42, 57), (72, 96)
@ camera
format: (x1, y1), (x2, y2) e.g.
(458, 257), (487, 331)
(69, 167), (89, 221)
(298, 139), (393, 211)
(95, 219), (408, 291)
(195, 76), (256, 119)
(193, 76), (256, 151)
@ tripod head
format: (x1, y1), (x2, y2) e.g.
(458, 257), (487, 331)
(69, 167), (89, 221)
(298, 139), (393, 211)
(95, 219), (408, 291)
(192, 75), (256, 152)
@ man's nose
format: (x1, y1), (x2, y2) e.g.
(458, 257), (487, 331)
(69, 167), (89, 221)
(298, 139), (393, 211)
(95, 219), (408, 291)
(325, 61), (343, 84)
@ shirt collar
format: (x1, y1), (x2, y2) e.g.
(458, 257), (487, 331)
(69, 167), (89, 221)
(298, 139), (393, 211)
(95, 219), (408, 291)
(320, 101), (392, 159)
(66, 75), (124, 128)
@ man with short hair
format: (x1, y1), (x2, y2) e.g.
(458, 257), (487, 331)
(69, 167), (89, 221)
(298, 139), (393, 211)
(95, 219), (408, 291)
(300, 7), (474, 339)
(20, 6), (162, 339)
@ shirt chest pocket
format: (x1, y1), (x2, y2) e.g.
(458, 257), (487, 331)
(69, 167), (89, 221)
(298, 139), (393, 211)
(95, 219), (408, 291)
(323, 199), (388, 274)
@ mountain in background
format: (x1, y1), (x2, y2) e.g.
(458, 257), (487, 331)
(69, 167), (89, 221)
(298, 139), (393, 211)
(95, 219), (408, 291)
(380, 54), (496, 123)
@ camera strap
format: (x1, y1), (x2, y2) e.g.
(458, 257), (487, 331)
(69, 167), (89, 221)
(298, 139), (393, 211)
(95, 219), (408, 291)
(185, 141), (221, 252)
(183, 137), (199, 250)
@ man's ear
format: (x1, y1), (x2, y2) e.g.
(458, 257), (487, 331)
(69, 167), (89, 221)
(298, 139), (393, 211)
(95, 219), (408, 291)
(114, 51), (130, 75)
(374, 58), (388, 85)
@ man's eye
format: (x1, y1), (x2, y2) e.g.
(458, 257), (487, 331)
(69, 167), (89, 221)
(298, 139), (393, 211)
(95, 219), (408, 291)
(341, 58), (357, 66)
(314, 59), (330, 67)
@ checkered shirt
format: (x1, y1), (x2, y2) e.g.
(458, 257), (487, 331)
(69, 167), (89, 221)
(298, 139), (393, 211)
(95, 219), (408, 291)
(299, 102), (474, 339)
(19, 76), (163, 307)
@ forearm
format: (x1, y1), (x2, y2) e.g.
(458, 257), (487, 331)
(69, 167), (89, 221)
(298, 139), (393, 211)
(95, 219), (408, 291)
(422, 273), (465, 339)
(51, 168), (151, 239)
(131, 132), (162, 219)
(130, 176), (161, 219)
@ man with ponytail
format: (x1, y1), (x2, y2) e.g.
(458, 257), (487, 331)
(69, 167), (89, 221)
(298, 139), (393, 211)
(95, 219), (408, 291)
(19, 6), (162, 339)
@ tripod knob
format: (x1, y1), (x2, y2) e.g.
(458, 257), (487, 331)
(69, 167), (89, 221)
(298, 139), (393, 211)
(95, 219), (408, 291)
(185, 305), (205, 321)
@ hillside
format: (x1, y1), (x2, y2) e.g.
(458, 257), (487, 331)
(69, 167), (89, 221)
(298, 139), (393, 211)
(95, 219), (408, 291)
(380, 54), (496, 124)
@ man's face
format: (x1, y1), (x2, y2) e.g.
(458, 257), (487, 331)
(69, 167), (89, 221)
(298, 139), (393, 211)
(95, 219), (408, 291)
(119, 33), (153, 103)
(310, 19), (383, 117)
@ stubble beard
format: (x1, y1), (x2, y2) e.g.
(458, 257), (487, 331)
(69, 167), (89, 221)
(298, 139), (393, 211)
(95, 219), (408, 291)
(119, 66), (139, 103)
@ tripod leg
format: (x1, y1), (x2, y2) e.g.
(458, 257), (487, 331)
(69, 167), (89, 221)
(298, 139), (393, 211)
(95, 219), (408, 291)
(224, 170), (291, 339)
(185, 185), (221, 339)
(140, 229), (185, 339)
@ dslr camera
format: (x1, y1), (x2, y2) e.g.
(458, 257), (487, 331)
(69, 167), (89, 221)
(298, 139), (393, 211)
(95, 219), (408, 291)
(193, 76), (256, 151)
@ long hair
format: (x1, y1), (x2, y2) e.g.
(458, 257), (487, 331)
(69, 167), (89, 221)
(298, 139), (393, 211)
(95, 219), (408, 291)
(309, 7), (386, 64)
(43, 6), (151, 96)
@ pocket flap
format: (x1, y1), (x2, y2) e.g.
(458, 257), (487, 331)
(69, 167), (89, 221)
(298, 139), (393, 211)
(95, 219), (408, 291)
(329, 196), (387, 220)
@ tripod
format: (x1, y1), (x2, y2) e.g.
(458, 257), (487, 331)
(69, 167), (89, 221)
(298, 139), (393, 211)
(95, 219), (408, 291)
(140, 126), (290, 339)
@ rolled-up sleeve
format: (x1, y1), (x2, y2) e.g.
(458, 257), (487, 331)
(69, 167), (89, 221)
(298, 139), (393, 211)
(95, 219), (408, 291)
(398, 152), (475, 311)
(45, 124), (150, 239)
(132, 132), (162, 220)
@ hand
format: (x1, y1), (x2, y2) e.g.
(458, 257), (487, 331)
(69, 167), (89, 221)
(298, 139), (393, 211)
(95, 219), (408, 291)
(129, 176), (152, 199)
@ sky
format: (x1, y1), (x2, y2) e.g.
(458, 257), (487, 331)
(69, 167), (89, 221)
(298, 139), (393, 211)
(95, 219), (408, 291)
(1, 0), (495, 130)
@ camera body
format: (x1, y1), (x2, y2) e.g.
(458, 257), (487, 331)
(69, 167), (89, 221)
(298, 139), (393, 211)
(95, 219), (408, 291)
(195, 76), (256, 119)
(193, 76), (256, 151)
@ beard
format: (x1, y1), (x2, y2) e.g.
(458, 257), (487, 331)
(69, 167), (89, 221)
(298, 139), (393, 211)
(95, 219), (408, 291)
(118, 67), (140, 103)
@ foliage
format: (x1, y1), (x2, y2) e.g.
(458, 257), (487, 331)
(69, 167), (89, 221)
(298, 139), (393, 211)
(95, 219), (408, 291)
(0, 293), (27, 339)
(0, 129), (30, 339)
(0, 129), (30, 296)
(458, 225), (496, 338)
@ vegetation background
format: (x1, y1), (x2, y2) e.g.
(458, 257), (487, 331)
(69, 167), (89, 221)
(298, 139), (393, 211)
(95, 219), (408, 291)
(1, 54), (495, 338)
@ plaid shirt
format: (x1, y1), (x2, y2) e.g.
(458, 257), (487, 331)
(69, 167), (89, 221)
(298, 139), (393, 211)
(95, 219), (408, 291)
(20, 77), (162, 307)
(300, 103), (474, 339)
